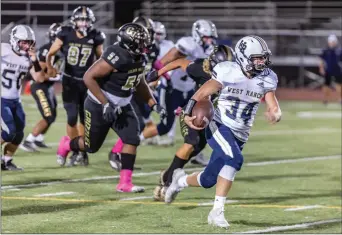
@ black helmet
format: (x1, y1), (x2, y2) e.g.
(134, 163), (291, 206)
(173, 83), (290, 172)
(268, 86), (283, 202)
(47, 23), (62, 42)
(208, 45), (234, 70)
(117, 23), (150, 56)
(132, 16), (154, 43)
(70, 6), (96, 36)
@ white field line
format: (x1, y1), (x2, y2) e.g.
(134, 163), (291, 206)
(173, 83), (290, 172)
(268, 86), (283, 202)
(238, 218), (342, 234)
(284, 205), (323, 211)
(1, 155), (340, 191)
(35, 192), (75, 197)
(297, 111), (342, 119)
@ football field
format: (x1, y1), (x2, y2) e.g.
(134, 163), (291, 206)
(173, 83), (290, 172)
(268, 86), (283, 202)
(1, 95), (341, 233)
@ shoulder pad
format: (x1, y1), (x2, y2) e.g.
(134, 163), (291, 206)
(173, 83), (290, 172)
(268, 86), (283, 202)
(101, 44), (129, 69)
(1, 43), (12, 57)
(259, 68), (278, 92)
(176, 36), (196, 56)
(212, 61), (236, 84)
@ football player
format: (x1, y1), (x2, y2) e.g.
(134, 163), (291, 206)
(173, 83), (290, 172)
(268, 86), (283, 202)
(140, 19), (218, 166)
(46, 6), (105, 166)
(56, 23), (166, 193)
(146, 45), (234, 201)
(164, 36), (281, 229)
(108, 17), (172, 171)
(20, 23), (63, 151)
(1, 25), (47, 170)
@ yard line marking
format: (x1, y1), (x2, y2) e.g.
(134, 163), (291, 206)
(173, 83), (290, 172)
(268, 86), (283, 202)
(297, 111), (342, 119)
(35, 192), (75, 197)
(284, 205), (324, 211)
(119, 196), (153, 201)
(2, 155), (340, 191)
(1, 196), (341, 211)
(238, 218), (342, 234)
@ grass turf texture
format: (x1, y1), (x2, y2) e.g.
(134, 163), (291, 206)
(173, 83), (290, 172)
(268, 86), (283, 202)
(1, 96), (341, 233)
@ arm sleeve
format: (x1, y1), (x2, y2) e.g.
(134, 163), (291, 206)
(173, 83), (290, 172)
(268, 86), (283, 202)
(186, 59), (205, 83)
(264, 72), (278, 93)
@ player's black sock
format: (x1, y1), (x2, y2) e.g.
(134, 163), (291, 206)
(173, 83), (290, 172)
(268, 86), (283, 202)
(164, 155), (189, 185)
(70, 136), (82, 152)
(121, 153), (136, 171)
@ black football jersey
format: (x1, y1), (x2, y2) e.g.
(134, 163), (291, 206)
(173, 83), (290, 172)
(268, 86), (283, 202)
(143, 43), (160, 73)
(57, 26), (105, 78)
(99, 44), (146, 98)
(186, 58), (211, 91)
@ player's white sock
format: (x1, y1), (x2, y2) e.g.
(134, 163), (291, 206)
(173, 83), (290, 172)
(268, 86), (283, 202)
(35, 134), (44, 142)
(213, 196), (226, 210)
(178, 175), (189, 188)
(2, 155), (13, 163)
(139, 133), (145, 141)
(26, 133), (36, 142)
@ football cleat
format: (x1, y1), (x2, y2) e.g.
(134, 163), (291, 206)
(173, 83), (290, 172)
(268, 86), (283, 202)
(208, 208), (230, 229)
(19, 140), (38, 152)
(56, 136), (70, 166)
(116, 183), (145, 193)
(108, 152), (121, 171)
(153, 170), (166, 201)
(76, 152), (89, 166)
(67, 151), (78, 167)
(164, 168), (186, 204)
(2, 160), (23, 171)
(34, 140), (49, 148)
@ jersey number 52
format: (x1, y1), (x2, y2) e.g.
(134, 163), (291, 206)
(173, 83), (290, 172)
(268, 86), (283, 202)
(122, 74), (144, 90)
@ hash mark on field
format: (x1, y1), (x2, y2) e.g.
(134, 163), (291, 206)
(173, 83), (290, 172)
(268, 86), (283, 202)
(35, 192), (75, 197)
(1, 155), (340, 191)
(238, 218), (342, 234)
(284, 205), (323, 211)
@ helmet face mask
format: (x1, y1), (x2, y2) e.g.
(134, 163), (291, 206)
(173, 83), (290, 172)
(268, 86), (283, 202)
(235, 35), (272, 76)
(153, 21), (166, 44)
(10, 24), (35, 55)
(71, 6), (96, 36)
(48, 23), (62, 42)
(208, 45), (232, 70)
(132, 16), (155, 47)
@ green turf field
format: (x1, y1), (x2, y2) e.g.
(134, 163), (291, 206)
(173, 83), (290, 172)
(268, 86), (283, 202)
(1, 96), (341, 233)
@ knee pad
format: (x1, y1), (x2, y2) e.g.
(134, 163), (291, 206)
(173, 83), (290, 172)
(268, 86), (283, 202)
(121, 134), (140, 146)
(12, 131), (24, 145)
(1, 131), (16, 143)
(64, 103), (78, 126)
(199, 171), (217, 189)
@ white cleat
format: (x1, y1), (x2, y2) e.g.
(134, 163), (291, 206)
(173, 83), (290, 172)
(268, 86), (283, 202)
(156, 136), (175, 146)
(164, 168), (185, 204)
(191, 152), (209, 166)
(207, 208), (230, 229)
(56, 155), (67, 166)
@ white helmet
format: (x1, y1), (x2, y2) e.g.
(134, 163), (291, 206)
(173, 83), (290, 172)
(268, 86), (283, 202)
(153, 21), (166, 43)
(192, 19), (218, 46)
(234, 35), (271, 74)
(10, 24), (35, 55)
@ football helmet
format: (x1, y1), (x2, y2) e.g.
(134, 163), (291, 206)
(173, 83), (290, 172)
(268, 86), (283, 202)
(47, 23), (62, 42)
(153, 21), (166, 43)
(117, 23), (151, 56)
(208, 44), (234, 70)
(70, 6), (96, 36)
(234, 35), (271, 75)
(192, 19), (218, 47)
(10, 24), (35, 55)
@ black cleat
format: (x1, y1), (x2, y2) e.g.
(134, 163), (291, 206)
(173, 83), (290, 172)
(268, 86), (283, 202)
(67, 151), (78, 167)
(2, 160), (23, 171)
(34, 140), (49, 148)
(19, 141), (38, 152)
(76, 152), (89, 166)
(108, 152), (121, 171)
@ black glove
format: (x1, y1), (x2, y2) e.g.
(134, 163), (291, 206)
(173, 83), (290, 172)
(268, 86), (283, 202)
(102, 102), (116, 123)
(152, 104), (167, 124)
(146, 69), (159, 83)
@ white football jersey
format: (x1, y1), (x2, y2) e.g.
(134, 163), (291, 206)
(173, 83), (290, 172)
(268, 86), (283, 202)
(1, 43), (30, 99)
(157, 39), (174, 60)
(212, 61), (278, 142)
(172, 36), (213, 92)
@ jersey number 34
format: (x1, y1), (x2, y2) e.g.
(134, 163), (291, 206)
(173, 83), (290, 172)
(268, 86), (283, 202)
(226, 96), (257, 124)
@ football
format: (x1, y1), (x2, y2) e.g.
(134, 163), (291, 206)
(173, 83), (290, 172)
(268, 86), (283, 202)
(191, 99), (215, 128)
